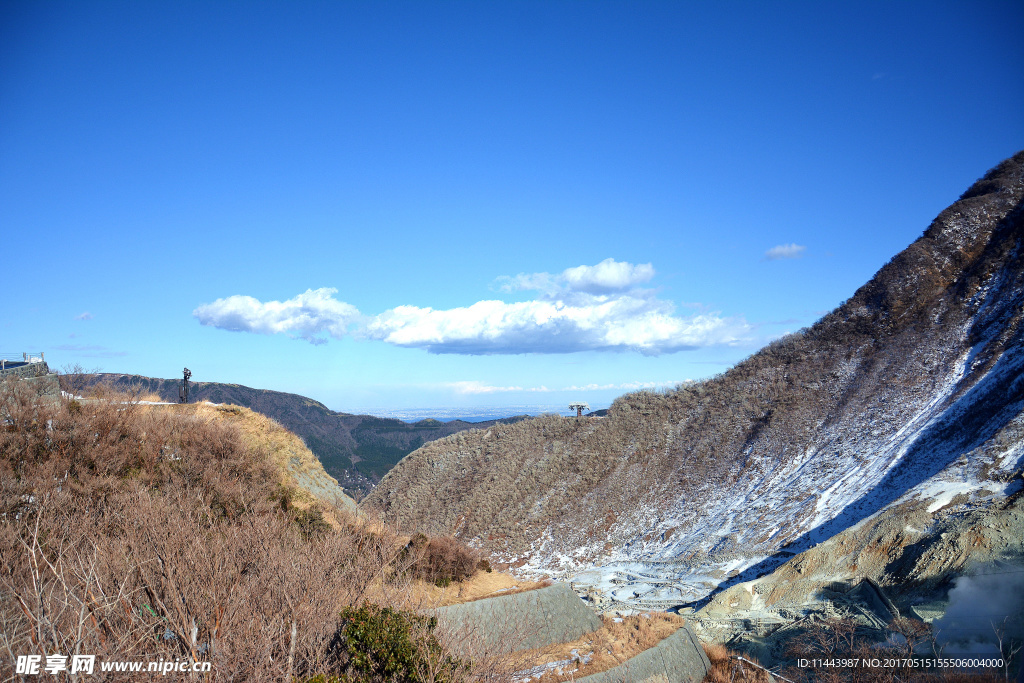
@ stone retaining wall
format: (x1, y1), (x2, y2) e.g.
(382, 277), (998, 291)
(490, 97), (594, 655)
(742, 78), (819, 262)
(428, 583), (602, 656)
(18, 374), (60, 398)
(0, 367), (60, 399)
(0, 360), (50, 380)
(576, 623), (711, 683)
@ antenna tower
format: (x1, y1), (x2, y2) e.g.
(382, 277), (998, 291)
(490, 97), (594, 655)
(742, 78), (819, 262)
(179, 367), (192, 404)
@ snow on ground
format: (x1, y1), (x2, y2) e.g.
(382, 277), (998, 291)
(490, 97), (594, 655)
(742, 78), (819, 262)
(554, 334), (1024, 611)
(910, 478), (1014, 513)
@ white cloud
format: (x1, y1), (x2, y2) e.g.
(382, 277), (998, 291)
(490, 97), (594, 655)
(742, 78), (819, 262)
(193, 288), (361, 345)
(561, 258), (655, 292)
(364, 292), (749, 355)
(194, 260), (752, 355)
(497, 258), (655, 295)
(496, 271), (557, 294)
(74, 312), (93, 321)
(764, 243), (806, 260)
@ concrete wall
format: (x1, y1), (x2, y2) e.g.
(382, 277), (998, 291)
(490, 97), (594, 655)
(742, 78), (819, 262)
(576, 623), (711, 683)
(428, 583), (602, 656)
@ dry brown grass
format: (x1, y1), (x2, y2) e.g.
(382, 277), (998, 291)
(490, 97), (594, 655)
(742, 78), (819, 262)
(454, 577), (553, 604)
(703, 642), (775, 682)
(0, 381), (513, 682)
(133, 402), (357, 529)
(509, 612), (686, 681)
(379, 570), (552, 610)
(194, 403), (350, 506)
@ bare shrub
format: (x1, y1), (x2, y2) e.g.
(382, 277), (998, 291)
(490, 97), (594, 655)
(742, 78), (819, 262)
(404, 534), (479, 587)
(0, 383), (501, 682)
(703, 642), (775, 682)
(57, 363), (99, 398)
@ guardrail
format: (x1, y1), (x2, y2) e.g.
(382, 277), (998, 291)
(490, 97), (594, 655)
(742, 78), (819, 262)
(0, 353), (49, 378)
(0, 352), (45, 364)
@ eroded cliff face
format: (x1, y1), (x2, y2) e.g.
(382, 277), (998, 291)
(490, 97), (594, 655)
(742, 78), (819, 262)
(690, 483), (1024, 668)
(363, 152), (1024, 609)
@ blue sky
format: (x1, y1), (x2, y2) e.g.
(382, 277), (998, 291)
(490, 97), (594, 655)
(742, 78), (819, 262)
(3, 1), (1022, 416)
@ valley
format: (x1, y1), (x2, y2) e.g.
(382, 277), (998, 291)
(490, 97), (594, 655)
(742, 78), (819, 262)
(90, 374), (530, 498)
(35, 150), (1024, 678)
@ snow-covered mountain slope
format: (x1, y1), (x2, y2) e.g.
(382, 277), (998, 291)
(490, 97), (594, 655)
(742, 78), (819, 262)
(363, 151), (1024, 609)
(690, 456), (1024, 666)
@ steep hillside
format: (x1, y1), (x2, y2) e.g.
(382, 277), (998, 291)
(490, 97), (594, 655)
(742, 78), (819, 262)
(0, 383), (514, 681)
(188, 402), (358, 516)
(89, 375), (527, 497)
(364, 151), (1024, 609)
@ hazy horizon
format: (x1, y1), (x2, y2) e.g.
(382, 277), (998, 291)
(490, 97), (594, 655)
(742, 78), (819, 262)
(355, 404), (603, 423)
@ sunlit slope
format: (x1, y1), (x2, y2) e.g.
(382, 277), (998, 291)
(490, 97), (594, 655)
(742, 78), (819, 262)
(363, 151), (1024, 604)
(190, 402), (358, 516)
(93, 375), (528, 496)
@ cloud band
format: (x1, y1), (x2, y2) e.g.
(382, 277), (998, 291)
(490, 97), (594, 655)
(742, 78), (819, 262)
(193, 260), (751, 354)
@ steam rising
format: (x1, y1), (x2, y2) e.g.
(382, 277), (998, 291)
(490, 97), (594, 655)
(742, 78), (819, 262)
(932, 565), (1024, 659)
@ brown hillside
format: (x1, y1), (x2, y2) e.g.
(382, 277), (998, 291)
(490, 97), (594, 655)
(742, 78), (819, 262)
(83, 374), (528, 498)
(0, 383), (507, 682)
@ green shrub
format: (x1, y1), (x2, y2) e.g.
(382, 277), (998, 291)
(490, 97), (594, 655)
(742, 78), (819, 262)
(330, 604), (465, 683)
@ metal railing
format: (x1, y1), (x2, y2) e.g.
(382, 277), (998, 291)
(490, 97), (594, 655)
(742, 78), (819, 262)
(0, 352), (45, 363)
(0, 352), (46, 372)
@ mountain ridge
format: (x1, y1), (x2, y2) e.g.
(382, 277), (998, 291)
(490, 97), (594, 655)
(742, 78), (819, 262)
(362, 151), (1024, 609)
(89, 374), (529, 497)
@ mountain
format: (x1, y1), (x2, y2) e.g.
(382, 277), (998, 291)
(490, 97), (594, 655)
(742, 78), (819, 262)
(89, 375), (528, 498)
(362, 151), (1024, 615)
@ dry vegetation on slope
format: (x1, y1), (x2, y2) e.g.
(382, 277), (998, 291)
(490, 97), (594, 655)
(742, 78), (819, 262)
(364, 152), (1024, 583)
(86, 374), (529, 497)
(517, 612), (687, 681)
(197, 402), (358, 516)
(0, 382), (510, 682)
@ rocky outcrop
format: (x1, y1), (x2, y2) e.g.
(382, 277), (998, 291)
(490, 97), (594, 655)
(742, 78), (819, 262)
(691, 487), (1024, 668)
